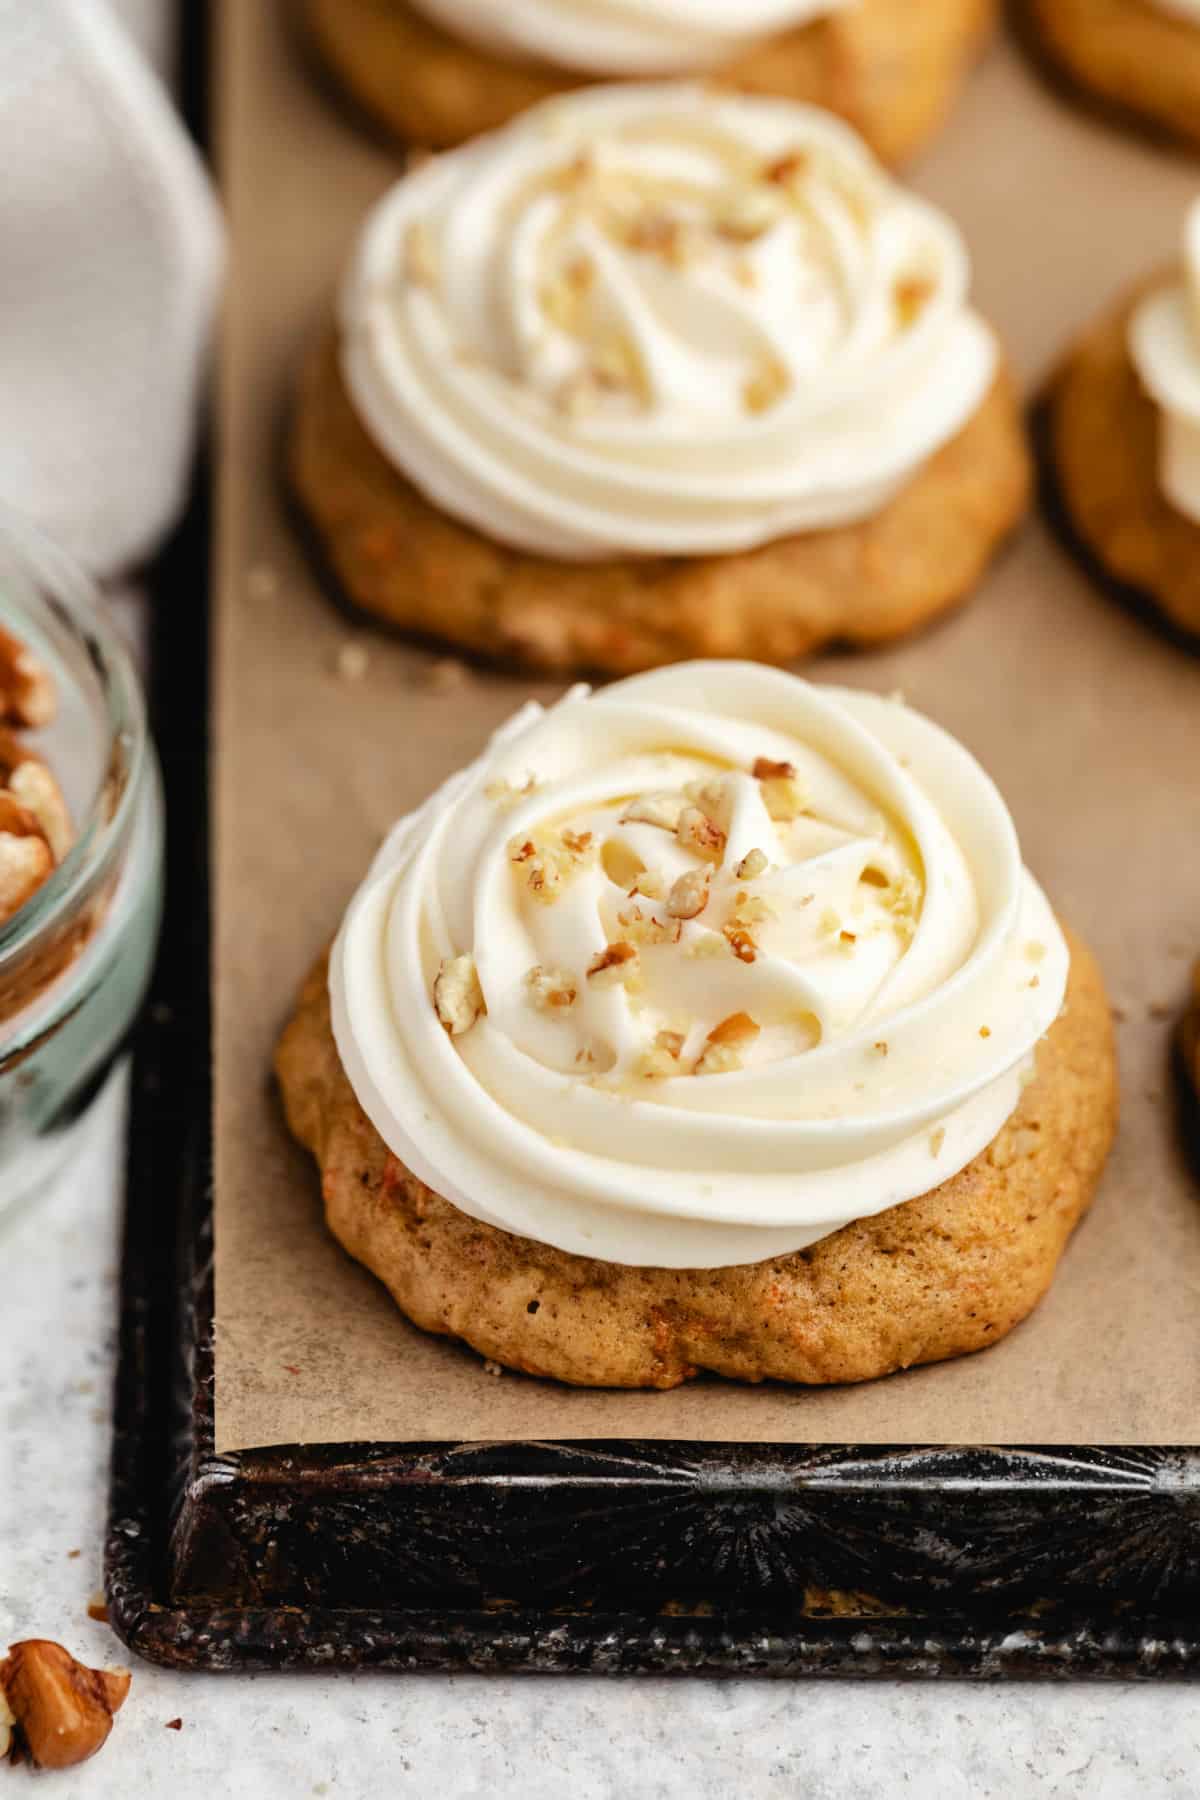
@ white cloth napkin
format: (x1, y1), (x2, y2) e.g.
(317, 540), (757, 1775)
(0, 0), (223, 578)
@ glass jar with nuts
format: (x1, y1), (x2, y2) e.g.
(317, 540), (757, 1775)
(0, 513), (162, 1225)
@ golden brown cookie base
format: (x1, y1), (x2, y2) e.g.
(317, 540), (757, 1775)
(1022, 0), (1200, 153)
(288, 328), (1031, 677)
(299, 0), (995, 164)
(1047, 279), (1200, 642)
(275, 932), (1117, 1389)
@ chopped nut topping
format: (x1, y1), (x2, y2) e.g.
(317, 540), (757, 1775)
(682, 775), (729, 818)
(509, 828), (594, 902)
(694, 1012), (760, 1077)
(761, 775), (806, 822)
(874, 1041), (889, 1056)
(0, 1640), (130, 1769)
(839, 929), (857, 948)
(0, 626), (55, 729)
(722, 924), (757, 964)
(486, 773), (538, 808)
(524, 965), (577, 1012)
(763, 150), (810, 187)
(591, 331), (641, 393)
(753, 758), (806, 821)
(566, 254), (594, 295)
(894, 275), (935, 327)
(743, 359), (789, 415)
(434, 954), (484, 1035)
(929, 1127), (946, 1157)
(859, 865), (890, 888)
(706, 1011), (761, 1048)
(621, 792), (685, 833)
(666, 867), (710, 920)
(586, 941), (639, 988)
(715, 189), (782, 242)
(735, 848), (768, 881)
(979, 1025), (991, 1039)
(629, 868), (664, 900)
(676, 805), (726, 862)
(733, 893), (775, 929)
(617, 905), (679, 947)
(625, 210), (690, 265)
(882, 869), (921, 942)
(634, 1029), (686, 1080)
(405, 218), (439, 289)
(685, 931), (730, 960)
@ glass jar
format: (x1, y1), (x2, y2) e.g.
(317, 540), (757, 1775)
(0, 512), (163, 1225)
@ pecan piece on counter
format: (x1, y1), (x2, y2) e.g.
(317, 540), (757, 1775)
(1, 1639), (131, 1769)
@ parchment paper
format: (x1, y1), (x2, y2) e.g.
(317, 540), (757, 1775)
(213, 1), (1200, 1452)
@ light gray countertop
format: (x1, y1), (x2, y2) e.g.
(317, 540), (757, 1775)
(0, 1074), (1196, 1798)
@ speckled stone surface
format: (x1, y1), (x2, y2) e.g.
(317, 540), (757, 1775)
(0, 1071), (1197, 1796)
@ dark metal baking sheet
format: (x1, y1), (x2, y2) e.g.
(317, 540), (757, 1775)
(102, 1), (1200, 1679)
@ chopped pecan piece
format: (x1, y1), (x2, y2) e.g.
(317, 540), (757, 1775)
(734, 848), (768, 881)
(0, 627), (55, 729)
(524, 966), (577, 1012)
(666, 868), (710, 921)
(634, 1029), (686, 1081)
(1, 1640), (130, 1769)
(434, 954), (485, 1035)
(695, 1012), (760, 1076)
(676, 806), (725, 863)
(621, 792), (685, 833)
(586, 942), (639, 988)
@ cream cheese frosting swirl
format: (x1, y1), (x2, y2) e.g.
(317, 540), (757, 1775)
(1129, 199), (1200, 526)
(331, 664), (1069, 1269)
(340, 84), (997, 561)
(407, 0), (849, 77)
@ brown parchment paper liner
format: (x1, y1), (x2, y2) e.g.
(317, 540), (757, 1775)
(213, 4), (1200, 1452)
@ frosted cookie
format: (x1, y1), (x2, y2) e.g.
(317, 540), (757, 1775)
(1048, 198), (1200, 641)
(289, 87), (1030, 677)
(1023, 0), (1200, 153)
(299, 0), (995, 165)
(276, 664), (1118, 1389)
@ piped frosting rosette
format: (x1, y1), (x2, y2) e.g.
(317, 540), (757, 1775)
(340, 84), (997, 560)
(406, 0), (850, 77)
(331, 664), (1068, 1269)
(1129, 198), (1200, 525)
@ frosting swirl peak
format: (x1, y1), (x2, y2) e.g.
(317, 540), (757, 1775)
(332, 665), (1069, 1268)
(341, 85), (997, 561)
